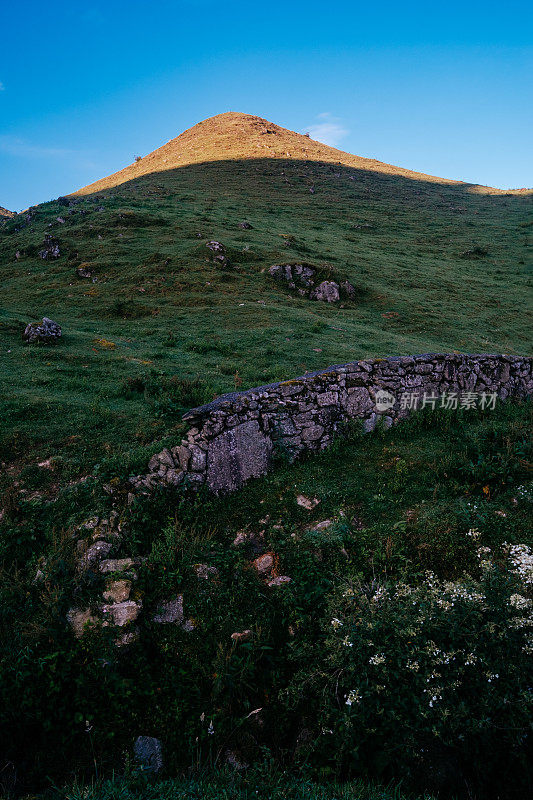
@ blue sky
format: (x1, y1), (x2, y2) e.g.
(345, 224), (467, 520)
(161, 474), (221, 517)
(1, 0), (532, 210)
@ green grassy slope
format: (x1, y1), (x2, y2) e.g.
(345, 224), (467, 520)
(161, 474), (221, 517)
(0, 114), (531, 482)
(0, 113), (532, 799)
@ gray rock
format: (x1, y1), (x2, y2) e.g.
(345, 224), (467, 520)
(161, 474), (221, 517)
(102, 600), (141, 626)
(310, 281), (340, 303)
(103, 579), (132, 603)
(253, 553), (274, 576)
(152, 596), (183, 624)
(67, 608), (99, 638)
(76, 265), (94, 279)
(134, 736), (163, 773)
(23, 317), (62, 343)
(340, 280), (356, 299)
(266, 575), (292, 587)
(39, 235), (60, 259)
(99, 558), (135, 574)
(82, 540), (113, 568)
(206, 420), (272, 493)
(206, 240), (229, 268)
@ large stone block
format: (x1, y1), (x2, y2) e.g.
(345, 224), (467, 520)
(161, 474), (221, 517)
(206, 420), (273, 493)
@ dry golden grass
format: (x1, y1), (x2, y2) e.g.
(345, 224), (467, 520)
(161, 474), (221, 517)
(73, 112), (526, 197)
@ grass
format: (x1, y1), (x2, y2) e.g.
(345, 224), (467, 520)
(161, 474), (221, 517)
(46, 772), (435, 800)
(0, 150), (531, 487)
(0, 115), (531, 798)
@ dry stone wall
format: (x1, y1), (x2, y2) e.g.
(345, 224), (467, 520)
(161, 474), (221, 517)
(130, 353), (532, 495)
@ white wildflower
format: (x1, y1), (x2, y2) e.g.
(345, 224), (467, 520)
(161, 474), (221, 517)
(509, 594), (532, 611)
(345, 688), (361, 706)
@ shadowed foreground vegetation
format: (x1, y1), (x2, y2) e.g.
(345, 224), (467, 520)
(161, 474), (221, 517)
(1, 402), (531, 799)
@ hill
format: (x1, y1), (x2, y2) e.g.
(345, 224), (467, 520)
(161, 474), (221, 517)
(1, 111), (531, 481)
(72, 111), (514, 196)
(0, 205), (14, 218)
(0, 111), (532, 799)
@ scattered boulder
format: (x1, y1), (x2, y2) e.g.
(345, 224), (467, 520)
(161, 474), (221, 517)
(269, 263), (315, 289)
(340, 280), (356, 299)
(76, 263), (94, 279)
(206, 240), (230, 268)
(67, 608), (99, 638)
(23, 317), (62, 343)
(134, 736), (163, 773)
(39, 234), (60, 259)
(238, 221), (252, 229)
(152, 595), (184, 624)
(310, 280), (340, 303)
(266, 575), (292, 587)
(79, 539), (113, 569)
(296, 494), (320, 510)
(269, 265), (353, 303)
(253, 553), (275, 577)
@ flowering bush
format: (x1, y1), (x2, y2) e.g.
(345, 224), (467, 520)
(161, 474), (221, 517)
(287, 545), (533, 796)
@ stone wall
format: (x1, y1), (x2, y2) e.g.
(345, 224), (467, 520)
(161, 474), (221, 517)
(130, 353), (532, 495)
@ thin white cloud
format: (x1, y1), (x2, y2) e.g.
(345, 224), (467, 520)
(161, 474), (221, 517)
(0, 82), (5, 91)
(306, 113), (349, 148)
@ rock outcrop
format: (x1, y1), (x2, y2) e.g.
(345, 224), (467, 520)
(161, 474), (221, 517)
(23, 317), (62, 343)
(268, 263), (354, 302)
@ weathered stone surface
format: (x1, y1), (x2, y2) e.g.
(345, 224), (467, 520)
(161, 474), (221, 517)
(253, 553), (274, 576)
(103, 579), (132, 603)
(67, 608), (99, 638)
(81, 540), (113, 568)
(152, 596), (183, 624)
(310, 280), (340, 303)
(99, 558), (135, 574)
(23, 317), (62, 343)
(266, 575), (292, 587)
(296, 494), (320, 510)
(206, 420), (272, 493)
(76, 264), (94, 279)
(340, 280), (357, 299)
(206, 240), (229, 268)
(134, 736), (163, 773)
(102, 600), (141, 626)
(39, 234), (60, 259)
(130, 354), (532, 499)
